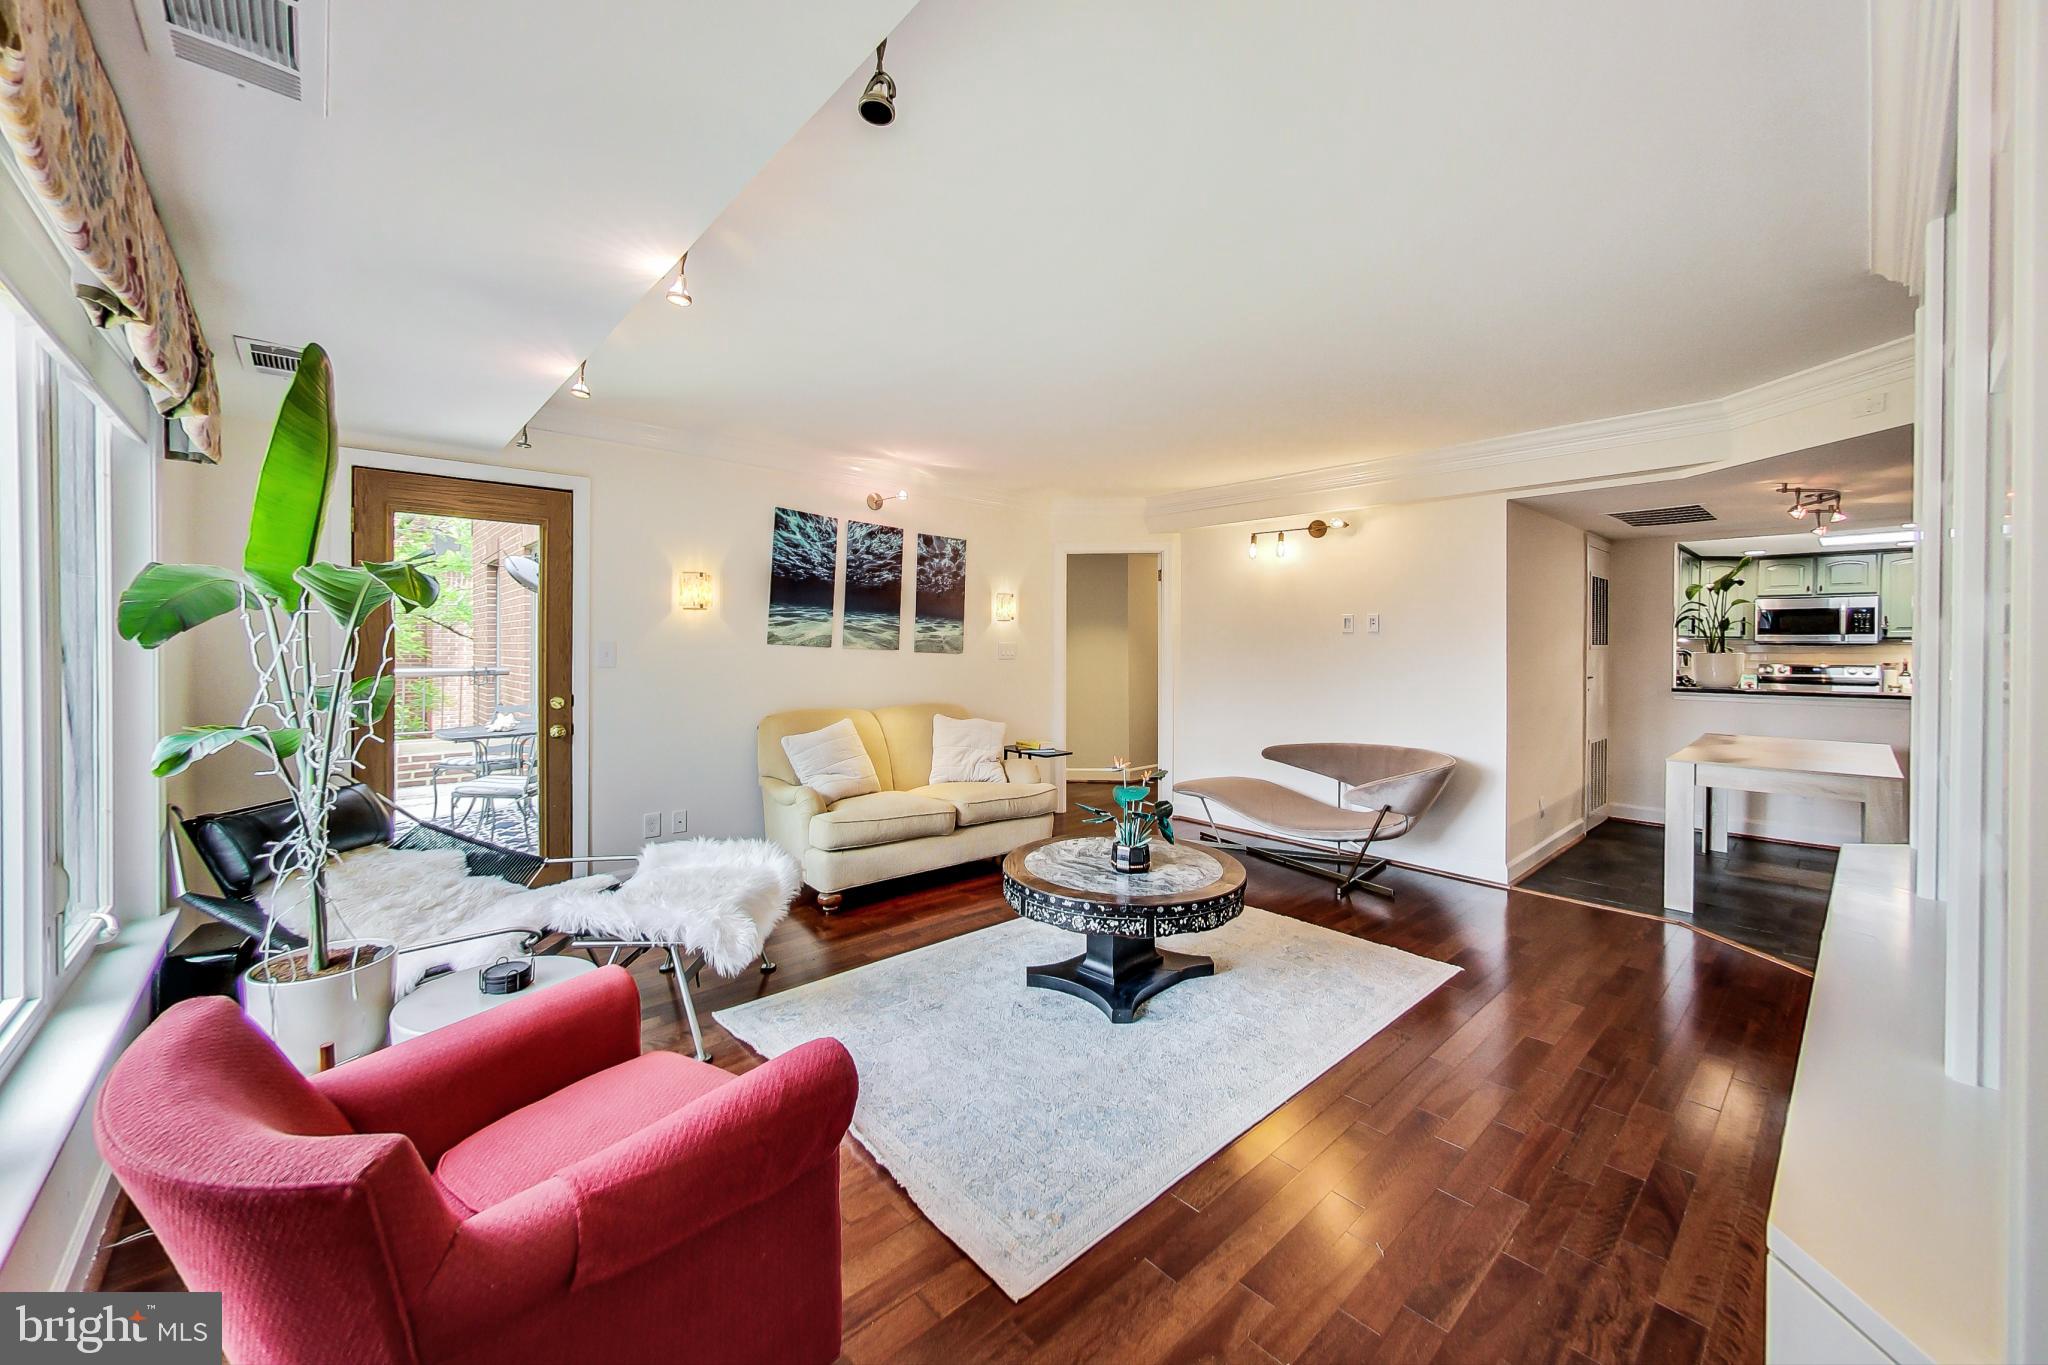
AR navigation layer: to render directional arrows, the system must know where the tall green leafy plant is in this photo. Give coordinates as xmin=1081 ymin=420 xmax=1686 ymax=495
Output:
xmin=1675 ymin=556 xmax=1753 ymax=654
xmin=119 ymin=346 xmax=440 ymax=973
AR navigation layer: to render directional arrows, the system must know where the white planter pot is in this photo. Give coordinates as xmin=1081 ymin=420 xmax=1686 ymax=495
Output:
xmin=239 ymin=940 xmax=397 ymax=1073
xmin=1696 ymin=651 xmax=1747 ymax=689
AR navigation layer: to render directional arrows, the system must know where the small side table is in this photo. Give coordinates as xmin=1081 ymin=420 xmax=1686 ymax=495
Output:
xmin=388 ymin=956 xmax=597 ymax=1044
xmin=1005 ymin=745 xmax=1075 ymax=812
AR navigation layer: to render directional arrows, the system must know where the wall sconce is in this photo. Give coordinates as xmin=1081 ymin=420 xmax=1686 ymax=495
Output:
xmin=1246 ymin=517 xmax=1348 ymax=560
xmin=866 ymin=489 xmax=908 ymax=512
xmin=675 ymin=570 xmax=713 ymax=611
xmin=993 ymin=592 xmax=1017 ymax=623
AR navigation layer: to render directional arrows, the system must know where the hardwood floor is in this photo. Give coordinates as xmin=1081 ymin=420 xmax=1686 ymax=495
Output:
xmin=1518 ymin=818 xmax=1835 ymax=972
xmin=103 ymin=804 xmax=1812 ymax=1364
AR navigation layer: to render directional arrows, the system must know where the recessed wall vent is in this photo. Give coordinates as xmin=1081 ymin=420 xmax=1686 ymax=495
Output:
xmin=1609 ymin=504 xmax=1716 ymax=528
xmin=234 ymin=336 xmax=303 ymax=376
xmin=162 ymin=0 xmax=302 ymax=100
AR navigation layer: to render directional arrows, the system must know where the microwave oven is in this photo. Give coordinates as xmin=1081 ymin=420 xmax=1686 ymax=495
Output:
xmin=1753 ymin=595 xmax=1883 ymax=645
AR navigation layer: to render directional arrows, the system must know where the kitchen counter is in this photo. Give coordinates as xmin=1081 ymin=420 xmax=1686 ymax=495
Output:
xmin=1672 ymin=684 xmax=1910 ymax=701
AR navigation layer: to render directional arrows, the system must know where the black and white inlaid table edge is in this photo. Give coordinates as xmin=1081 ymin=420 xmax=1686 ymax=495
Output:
xmin=1000 ymin=835 xmax=1247 ymax=1022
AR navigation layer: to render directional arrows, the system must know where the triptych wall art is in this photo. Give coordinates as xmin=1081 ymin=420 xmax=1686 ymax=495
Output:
xmin=765 ymin=506 xmax=965 ymax=653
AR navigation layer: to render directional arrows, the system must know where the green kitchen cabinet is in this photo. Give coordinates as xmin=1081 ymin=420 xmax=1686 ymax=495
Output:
xmin=1756 ymin=556 xmax=1816 ymax=595
xmin=1881 ymin=550 xmax=1916 ymax=638
xmin=1816 ymin=552 xmax=1881 ymax=593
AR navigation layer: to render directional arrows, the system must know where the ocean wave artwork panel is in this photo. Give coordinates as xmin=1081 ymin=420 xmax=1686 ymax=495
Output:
xmin=768 ymin=506 xmax=839 ymax=648
xmin=915 ymin=532 xmax=966 ymax=655
xmin=844 ymin=521 xmax=905 ymax=650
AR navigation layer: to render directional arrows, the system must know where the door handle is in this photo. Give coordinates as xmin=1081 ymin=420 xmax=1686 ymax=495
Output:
xmin=548 ymin=723 xmax=567 ymax=739
xmin=549 ymin=696 xmax=566 ymax=710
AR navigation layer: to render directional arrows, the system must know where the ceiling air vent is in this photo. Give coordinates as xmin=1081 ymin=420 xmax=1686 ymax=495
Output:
xmin=234 ymin=336 xmax=303 ymax=376
xmin=1609 ymin=504 xmax=1717 ymax=528
xmin=162 ymin=0 xmax=302 ymax=100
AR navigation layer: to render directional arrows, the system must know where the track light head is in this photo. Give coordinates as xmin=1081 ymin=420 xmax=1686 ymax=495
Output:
xmin=860 ymin=41 xmax=896 ymax=125
xmin=666 ymin=253 xmax=692 ymax=307
xmin=515 ymin=424 xmax=533 ymax=449
xmin=569 ymin=361 xmax=591 ymax=400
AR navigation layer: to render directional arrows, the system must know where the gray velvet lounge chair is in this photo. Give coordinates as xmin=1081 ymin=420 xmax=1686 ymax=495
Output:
xmin=1177 ymin=744 xmax=1457 ymax=898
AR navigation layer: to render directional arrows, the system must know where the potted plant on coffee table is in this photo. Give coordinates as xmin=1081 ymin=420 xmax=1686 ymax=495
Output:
xmin=120 ymin=344 xmax=440 ymax=1070
xmin=1675 ymin=556 xmax=1753 ymax=689
xmin=1077 ymin=759 xmax=1176 ymax=873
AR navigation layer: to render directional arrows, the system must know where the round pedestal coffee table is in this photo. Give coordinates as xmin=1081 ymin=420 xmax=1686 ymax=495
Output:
xmin=1001 ymin=835 xmax=1246 ymax=1023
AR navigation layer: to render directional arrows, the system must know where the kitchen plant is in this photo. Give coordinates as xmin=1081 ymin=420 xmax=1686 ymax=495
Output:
xmin=1675 ymin=555 xmax=1752 ymax=689
xmin=119 ymin=344 xmax=439 ymax=1070
xmin=1078 ymin=759 xmax=1176 ymax=873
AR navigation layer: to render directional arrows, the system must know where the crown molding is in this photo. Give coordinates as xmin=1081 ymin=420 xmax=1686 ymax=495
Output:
xmin=526 ymin=407 xmax=1039 ymax=511
xmin=1143 ymin=336 xmax=1915 ymax=523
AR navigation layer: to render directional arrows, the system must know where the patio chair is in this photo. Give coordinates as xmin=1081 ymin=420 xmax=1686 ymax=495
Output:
xmin=1177 ymin=744 xmax=1458 ymax=899
xmin=427 ymin=703 xmax=533 ymax=818
xmin=447 ymin=770 xmax=539 ymax=847
xmin=170 ymin=784 xmax=781 ymax=1061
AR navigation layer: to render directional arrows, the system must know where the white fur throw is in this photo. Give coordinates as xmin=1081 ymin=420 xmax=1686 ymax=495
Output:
xmin=271 ymin=837 xmax=799 ymax=992
xmin=272 ymin=846 xmax=617 ymax=995
xmin=546 ymin=838 xmax=799 ymax=979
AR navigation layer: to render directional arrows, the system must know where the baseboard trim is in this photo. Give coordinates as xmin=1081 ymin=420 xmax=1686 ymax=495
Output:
xmin=1507 ymin=819 xmax=1588 ymax=884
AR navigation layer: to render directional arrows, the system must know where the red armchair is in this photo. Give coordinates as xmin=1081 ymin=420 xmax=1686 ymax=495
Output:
xmin=95 ymin=965 xmax=856 ymax=1365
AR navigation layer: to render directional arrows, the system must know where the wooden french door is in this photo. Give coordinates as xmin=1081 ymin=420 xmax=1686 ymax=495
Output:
xmin=351 ymin=468 xmax=574 ymax=880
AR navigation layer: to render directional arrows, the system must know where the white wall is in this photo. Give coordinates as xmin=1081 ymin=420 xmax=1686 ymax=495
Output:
xmin=1177 ymin=497 xmax=1510 ymax=884
xmin=1066 ymin=553 xmax=1134 ymax=769
xmin=155 ymin=410 xmax=1056 ymax=855
xmin=1126 ymin=555 xmax=1159 ymax=764
xmin=1505 ymin=504 xmax=1587 ymax=876
xmin=1607 ymin=536 xmax=1912 ymax=844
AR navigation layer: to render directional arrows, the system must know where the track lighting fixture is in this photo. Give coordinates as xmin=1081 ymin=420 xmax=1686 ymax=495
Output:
xmin=1778 ymin=484 xmax=1843 ymax=531
xmin=570 ymin=361 xmax=591 ymax=400
xmin=865 ymin=489 xmax=908 ymax=511
xmin=666 ymin=253 xmax=692 ymax=308
xmin=515 ymin=425 xmax=533 ymax=449
xmin=1245 ymin=517 xmax=1349 ymax=561
xmin=859 ymin=41 xmax=897 ymax=125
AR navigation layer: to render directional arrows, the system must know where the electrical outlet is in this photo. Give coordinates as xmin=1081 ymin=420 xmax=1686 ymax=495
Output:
xmin=641 ymin=811 xmax=662 ymax=838
xmin=1367 ymin=613 xmax=1381 ymax=635
xmin=670 ymin=809 xmax=688 ymax=834
xmin=596 ymin=640 xmax=618 ymax=669
xmin=1340 ymin=613 xmax=1356 ymax=635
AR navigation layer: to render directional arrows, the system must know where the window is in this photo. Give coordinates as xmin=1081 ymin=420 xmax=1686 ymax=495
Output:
xmin=0 ymin=301 xmax=127 ymax=1078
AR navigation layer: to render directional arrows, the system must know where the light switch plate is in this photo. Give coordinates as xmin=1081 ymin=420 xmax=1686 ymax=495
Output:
xmin=641 ymin=811 xmax=662 ymax=838
xmin=1340 ymin=613 xmax=1356 ymax=635
xmin=997 ymin=641 xmax=1018 ymax=660
xmin=670 ymin=809 xmax=688 ymax=834
xmin=596 ymin=640 xmax=618 ymax=669
xmin=1367 ymin=614 xmax=1382 ymax=635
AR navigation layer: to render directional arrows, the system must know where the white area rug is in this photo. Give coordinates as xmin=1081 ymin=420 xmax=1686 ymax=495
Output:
xmin=716 ymin=907 xmax=1459 ymax=1299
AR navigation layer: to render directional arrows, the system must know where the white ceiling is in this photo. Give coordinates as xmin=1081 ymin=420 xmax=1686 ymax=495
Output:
xmin=85 ymin=1 xmax=1914 ymax=493
xmin=82 ymin=0 xmax=919 ymax=451
xmin=537 ymin=0 xmax=1913 ymax=497
xmin=1516 ymin=425 xmax=1915 ymax=540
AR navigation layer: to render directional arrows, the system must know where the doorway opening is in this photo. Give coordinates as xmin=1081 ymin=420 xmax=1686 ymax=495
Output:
xmin=1063 ymin=552 xmax=1163 ymax=783
xmin=351 ymin=468 xmax=574 ymax=873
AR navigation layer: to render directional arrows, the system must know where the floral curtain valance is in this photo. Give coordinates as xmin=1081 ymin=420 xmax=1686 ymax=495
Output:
xmin=0 ymin=0 xmax=219 ymax=460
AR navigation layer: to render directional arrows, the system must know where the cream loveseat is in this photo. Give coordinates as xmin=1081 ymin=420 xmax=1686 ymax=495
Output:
xmin=758 ymin=703 xmax=1057 ymax=911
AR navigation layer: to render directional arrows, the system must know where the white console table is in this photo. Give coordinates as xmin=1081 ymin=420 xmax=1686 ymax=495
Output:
xmin=1766 ymin=846 xmax=2002 ymax=1363
xmin=1663 ymin=733 xmax=1905 ymax=914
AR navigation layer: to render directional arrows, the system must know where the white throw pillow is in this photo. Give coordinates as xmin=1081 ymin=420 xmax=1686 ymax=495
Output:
xmin=781 ymin=719 xmax=882 ymax=803
xmin=930 ymin=714 xmax=1006 ymax=783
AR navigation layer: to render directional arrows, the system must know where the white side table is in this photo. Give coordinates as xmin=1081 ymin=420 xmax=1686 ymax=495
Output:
xmin=388 ymin=956 xmax=598 ymax=1044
